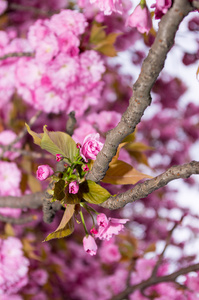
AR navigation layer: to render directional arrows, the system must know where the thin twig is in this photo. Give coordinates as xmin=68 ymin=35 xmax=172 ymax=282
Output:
xmin=0 ymin=213 xmax=37 ymax=224
xmin=0 ymin=52 xmax=34 ymax=61
xmin=0 ymin=110 xmax=41 ymax=158
xmin=109 ymin=263 xmax=199 ymax=300
xmin=66 ymin=111 xmax=76 ymax=136
xmin=151 ymin=216 xmax=184 ymax=278
xmin=9 ymin=3 xmax=53 ymax=17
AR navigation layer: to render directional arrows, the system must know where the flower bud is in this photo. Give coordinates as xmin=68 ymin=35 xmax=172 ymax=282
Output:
xmin=36 ymin=165 xmax=54 ymax=181
xmin=69 ymin=181 xmax=79 ymax=194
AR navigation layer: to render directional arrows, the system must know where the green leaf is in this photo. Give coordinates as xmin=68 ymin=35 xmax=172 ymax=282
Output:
xmin=124 ymin=142 xmax=154 ymax=152
xmin=80 ymin=180 xmax=111 ymax=204
xmin=25 ymin=123 xmax=43 ymax=146
xmin=54 ymin=179 xmax=65 ymax=200
xmin=90 ymin=23 xmax=106 ymax=44
xmin=44 ymin=204 xmax=75 ymax=241
xmin=26 ymin=125 xmax=78 ymax=162
xmin=41 ymin=126 xmax=78 ymax=162
xmin=102 ymin=160 xmax=153 ymax=185
xmin=90 ymin=22 xmax=120 ymax=57
xmin=63 ymin=189 xmax=81 ymax=205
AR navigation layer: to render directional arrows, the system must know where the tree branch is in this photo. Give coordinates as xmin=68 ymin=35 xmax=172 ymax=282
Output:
xmin=110 ymin=263 xmax=199 ymax=300
xmin=0 ymin=110 xmax=41 ymax=159
xmin=0 ymin=52 xmax=34 ymax=60
xmin=0 ymin=213 xmax=38 ymax=224
xmin=0 ymin=192 xmax=44 ymax=209
xmin=101 ymin=161 xmax=199 ymax=210
xmin=0 ymin=161 xmax=198 ymax=211
xmin=87 ymin=0 xmax=194 ymax=183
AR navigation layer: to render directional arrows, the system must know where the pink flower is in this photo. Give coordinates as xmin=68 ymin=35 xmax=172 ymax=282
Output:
xmin=56 ymin=154 xmax=63 ymax=162
xmin=82 ymin=164 xmax=89 ymax=172
xmin=81 ymin=133 xmax=103 ymax=162
xmin=89 ymin=0 xmax=123 ymax=15
xmin=95 ymin=213 xmax=129 ymax=240
xmin=151 ymin=0 xmax=172 ymax=19
xmin=0 ymin=130 xmax=21 ymax=160
xmin=99 ymin=239 xmax=121 ymax=263
xmin=83 ymin=235 xmax=98 ymax=256
xmin=36 ymin=165 xmax=54 ymax=181
xmin=126 ymin=5 xmax=152 ymax=34
xmin=0 ymin=237 xmax=29 ymax=295
xmin=0 ymin=0 xmax=7 ymax=15
xmin=69 ymin=181 xmax=79 ymax=194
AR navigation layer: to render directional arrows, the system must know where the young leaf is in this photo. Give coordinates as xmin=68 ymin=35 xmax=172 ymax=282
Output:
xmin=102 ymin=160 xmax=153 ymax=185
xmin=54 ymin=179 xmax=65 ymax=200
xmin=81 ymin=180 xmax=111 ymax=204
xmin=25 ymin=123 xmax=43 ymax=146
xmin=41 ymin=126 xmax=78 ymax=162
xmin=44 ymin=204 xmax=75 ymax=241
xmin=63 ymin=191 xmax=81 ymax=205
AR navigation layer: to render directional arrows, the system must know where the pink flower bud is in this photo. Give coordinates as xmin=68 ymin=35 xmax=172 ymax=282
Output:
xmin=126 ymin=5 xmax=152 ymax=34
xmin=69 ymin=181 xmax=79 ymax=194
xmin=56 ymin=154 xmax=63 ymax=162
xmin=81 ymin=133 xmax=103 ymax=162
xmin=82 ymin=164 xmax=89 ymax=172
xmin=83 ymin=235 xmax=97 ymax=256
xmin=90 ymin=228 xmax=98 ymax=235
xmin=36 ymin=165 xmax=54 ymax=181
xmin=76 ymin=143 xmax=81 ymax=149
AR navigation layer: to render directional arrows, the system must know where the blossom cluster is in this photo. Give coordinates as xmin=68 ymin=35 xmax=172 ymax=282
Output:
xmin=83 ymin=213 xmax=129 ymax=256
xmin=0 ymin=161 xmax=22 ymax=218
xmin=0 ymin=9 xmax=105 ymax=116
xmin=0 ymin=237 xmax=29 ymax=296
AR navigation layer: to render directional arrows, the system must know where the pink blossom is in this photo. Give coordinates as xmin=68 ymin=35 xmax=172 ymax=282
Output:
xmin=36 ymin=165 xmax=54 ymax=181
xmin=83 ymin=235 xmax=98 ymax=256
xmin=31 ymin=269 xmax=48 ymax=285
xmin=90 ymin=0 xmax=123 ymax=15
xmin=151 ymin=0 xmax=172 ymax=19
xmin=95 ymin=213 xmax=129 ymax=240
xmin=0 ymin=0 xmax=7 ymax=15
xmin=87 ymin=111 xmax=121 ymax=133
xmin=0 ymin=130 xmax=21 ymax=160
xmin=0 ymin=161 xmax=21 ymax=196
xmin=82 ymin=164 xmax=89 ymax=172
xmin=80 ymin=50 xmax=105 ymax=84
xmin=69 ymin=181 xmax=79 ymax=194
xmin=49 ymin=10 xmax=88 ymax=36
xmin=56 ymin=154 xmax=63 ymax=162
xmin=73 ymin=121 xmax=97 ymax=144
xmin=0 ymin=237 xmax=29 ymax=295
xmin=126 ymin=5 xmax=152 ymax=34
xmin=81 ymin=133 xmax=103 ymax=162
xmin=99 ymin=239 xmax=121 ymax=263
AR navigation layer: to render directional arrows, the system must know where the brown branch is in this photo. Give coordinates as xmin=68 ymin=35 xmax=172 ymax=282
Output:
xmin=0 ymin=192 xmax=44 ymax=209
xmin=0 ymin=52 xmax=34 ymax=61
xmin=9 ymin=3 xmax=53 ymax=17
xmin=66 ymin=111 xmax=76 ymax=136
xmin=151 ymin=217 xmax=184 ymax=278
xmin=0 ymin=161 xmax=198 ymax=213
xmin=0 ymin=110 xmax=42 ymax=159
xmin=87 ymin=0 xmax=194 ymax=183
xmin=192 ymin=1 xmax=199 ymax=10
xmin=0 ymin=146 xmax=53 ymax=159
xmin=0 ymin=213 xmax=37 ymax=224
xmin=101 ymin=161 xmax=199 ymax=210
xmin=110 ymin=263 xmax=199 ymax=300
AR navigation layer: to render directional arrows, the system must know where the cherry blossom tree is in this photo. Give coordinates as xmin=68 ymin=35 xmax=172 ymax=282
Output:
xmin=0 ymin=0 xmax=199 ymax=299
